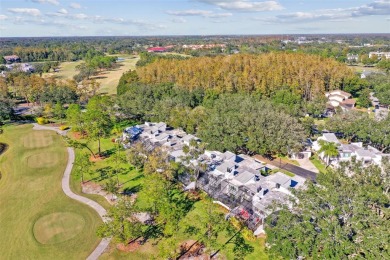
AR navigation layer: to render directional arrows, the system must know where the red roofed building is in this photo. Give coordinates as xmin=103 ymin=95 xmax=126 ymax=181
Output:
xmin=147 ymin=47 xmax=168 ymax=53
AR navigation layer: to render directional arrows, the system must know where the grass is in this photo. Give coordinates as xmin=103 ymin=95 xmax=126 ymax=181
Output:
xmin=67 ymin=131 xmax=268 ymax=259
xmin=96 ymin=54 xmax=139 ymax=95
xmin=100 ymin=199 xmax=268 ymax=260
xmin=43 ymin=61 xmax=83 ymax=80
xmin=0 ymin=124 xmax=102 ymax=259
xmin=310 ymin=154 xmax=328 ymax=174
xmin=42 ymin=55 xmax=139 ymax=95
xmin=68 ymin=131 xmax=144 ymax=201
xmin=279 ymin=156 xmax=300 ymax=166
xmin=347 ymin=64 xmax=380 ymax=73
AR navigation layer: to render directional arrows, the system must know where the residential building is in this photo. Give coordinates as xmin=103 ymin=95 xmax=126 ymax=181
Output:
xmin=313 ymin=133 xmax=390 ymax=166
xmin=3 ymin=55 xmax=21 ymax=63
xmin=123 ymin=122 xmax=307 ymax=233
xmin=5 ymin=63 xmax=34 ymax=73
xmin=347 ymin=53 xmax=359 ymax=62
xmin=325 ymin=90 xmax=356 ymax=111
xmin=369 ymin=51 xmax=390 ymax=59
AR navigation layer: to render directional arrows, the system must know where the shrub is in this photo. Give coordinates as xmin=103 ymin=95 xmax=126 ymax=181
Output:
xmin=230 ymin=217 xmax=243 ymax=230
xmin=59 ymin=125 xmax=69 ymax=131
xmin=36 ymin=117 xmax=48 ymax=125
xmin=242 ymin=227 xmax=256 ymax=242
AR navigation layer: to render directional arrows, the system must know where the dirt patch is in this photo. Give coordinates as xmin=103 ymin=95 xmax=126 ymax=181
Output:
xmin=178 ymin=240 xmax=208 ymax=259
xmin=81 ymin=182 xmax=115 ymax=205
xmin=89 ymin=154 xmax=105 ymax=162
xmin=117 ymin=238 xmax=142 ymax=252
xmin=0 ymin=143 xmax=8 ymax=156
xmin=72 ymin=132 xmax=84 ymax=140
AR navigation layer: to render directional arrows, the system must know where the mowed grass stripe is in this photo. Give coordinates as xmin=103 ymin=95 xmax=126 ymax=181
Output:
xmin=0 ymin=124 xmax=102 ymax=260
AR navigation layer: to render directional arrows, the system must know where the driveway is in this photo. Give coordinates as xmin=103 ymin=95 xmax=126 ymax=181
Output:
xmin=253 ymin=155 xmax=318 ymax=182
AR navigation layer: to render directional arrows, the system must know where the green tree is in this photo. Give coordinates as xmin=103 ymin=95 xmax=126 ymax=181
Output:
xmin=357 ymin=88 xmax=371 ymax=108
xmin=103 ymin=177 xmax=119 ymax=201
xmin=66 ymin=104 xmax=85 ymax=134
xmin=73 ymin=153 xmax=93 ymax=183
xmin=318 ymin=140 xmax=339 ymax=167
xmin=97 ymin=197 xmax=144 ymax=243
xmin=265 ymin=162 xmax=390 ymax=259
xmin=126 ymin=142 xmax=148 ymax=170
xmin=54 ymin=102 xmax=65 ymax=123
xmin=84 ymin=96 xmax=113 ymax=155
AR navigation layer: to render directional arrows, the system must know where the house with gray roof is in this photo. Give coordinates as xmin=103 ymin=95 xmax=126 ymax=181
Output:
xmin=124 ymin=121 xmax=307 ymax=233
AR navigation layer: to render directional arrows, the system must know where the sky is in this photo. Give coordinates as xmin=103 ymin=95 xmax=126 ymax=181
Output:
xmin=0 ymin=0 xmax=389 ymax=37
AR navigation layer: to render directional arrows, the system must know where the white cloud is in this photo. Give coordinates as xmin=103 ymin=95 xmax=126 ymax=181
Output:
xmin=0 ymin=15 xmax=8 ymax=20
xmin=30 ymin=0 xmax=60 ymax=5
xmin=73 ymin=13 xmax=88 ymax=19
xmin=196 ymin=0 xmax=283 ymax=12
xmin=8 ymin=8 xmax=41 ymax=16
xmin=58 ymin=8 xmax=68 ymax=14
xmin=166 ymin=9 xmax=232 ymax=18
xmin=261 ymin=0 xmax=390 ymax=23
xmin=171 ymin=17 xmax=187 ymax=23
xmin=69 ymin=2 xmax=82 ymax=9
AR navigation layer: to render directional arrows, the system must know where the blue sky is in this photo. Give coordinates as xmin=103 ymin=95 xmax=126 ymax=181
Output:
xmin=0 ymin=0 xmax=389 ymax=36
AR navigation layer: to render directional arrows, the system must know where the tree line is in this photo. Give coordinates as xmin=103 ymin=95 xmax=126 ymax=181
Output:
xmin=117 ymin=79 xmax=308 ymax=156
xmin=136 ymin=53 xmax=357 ymax=100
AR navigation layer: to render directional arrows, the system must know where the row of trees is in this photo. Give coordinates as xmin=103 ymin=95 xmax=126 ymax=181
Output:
xmin=325 ymin=111 xmax=390 ymax=153
xmin=73 ymin=54 xmax=117 ymax=82
xmin=117 ymin=80 xmax=308 ymax=156
xmin=3 ymin=73 xmax=100 ymax=106
xmin=137 ymin=53 xmax=357 ymax=100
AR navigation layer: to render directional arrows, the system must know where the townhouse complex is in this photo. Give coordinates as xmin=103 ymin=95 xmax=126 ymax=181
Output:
xmin=123 ymin=122 xmax=306 ymax=233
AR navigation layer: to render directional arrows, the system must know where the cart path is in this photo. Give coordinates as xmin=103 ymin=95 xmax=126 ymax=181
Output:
xmin=33 ymin=124 xmax=111 ymax=260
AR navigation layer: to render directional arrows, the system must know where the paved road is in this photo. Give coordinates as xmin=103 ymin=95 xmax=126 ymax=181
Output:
xmin=33 ymin=124 xmax=111 ymax=260
xmin=253 ymin=155 xmax=318 ymax=182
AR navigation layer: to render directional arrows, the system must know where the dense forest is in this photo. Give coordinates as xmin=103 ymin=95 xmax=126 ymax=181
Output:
xmin=266 ymin=159 xmax=390 ymax=259
xmin=137 ymin=53 xmax=357 ymax=100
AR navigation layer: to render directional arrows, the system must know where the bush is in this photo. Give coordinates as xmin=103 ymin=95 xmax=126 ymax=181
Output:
xmin=59 ymin=125 xmax=69 ymax=131
xmin=242 ymin=227 xmax=256 ymax=242
xmin=230 ymin=217 xmax=243 ymax=230
xmin=36 ymin=117 xmax=48 ymax=125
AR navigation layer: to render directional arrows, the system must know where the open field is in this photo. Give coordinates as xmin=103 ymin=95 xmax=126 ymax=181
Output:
xmin=95 ymin=54 xmax=139 ymax=95
xmin=43 ymin=61 xmax=83 ymax=80
xmin=348 ymin=64 xmax=380 ymax=73
xmin=0 ymin=124 xmax=102 ymax=259
xmin=43 ymin=55 xmax=139 ymax=95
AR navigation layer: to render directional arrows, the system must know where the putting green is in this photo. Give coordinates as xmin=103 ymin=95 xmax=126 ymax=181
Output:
xmin=22 ymin=132 xmax=53 ymax=148
xmin=0 ymin=125 xmax=102 ymax=259
xmin=27 ymin=152 xmax=59 ymax=168
xmin=34 ymin=212 xmax=85 ymax=245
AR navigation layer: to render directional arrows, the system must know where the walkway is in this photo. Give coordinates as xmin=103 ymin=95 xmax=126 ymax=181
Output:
xmin=253 ymin=155 xmax=318 ymax=182
xmin=33 ymin=124 xmax=111 ymax=260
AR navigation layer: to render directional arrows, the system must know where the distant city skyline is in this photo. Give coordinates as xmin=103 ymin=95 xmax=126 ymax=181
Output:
xmin=0 ymin=0 xmax=389 ymax=37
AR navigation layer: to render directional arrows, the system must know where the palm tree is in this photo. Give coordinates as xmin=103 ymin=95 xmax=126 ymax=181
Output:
xmin=318 ymin=140 xmax=339 ymax=167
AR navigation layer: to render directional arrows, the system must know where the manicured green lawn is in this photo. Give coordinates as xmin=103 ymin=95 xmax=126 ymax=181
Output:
xmin=310 ymin=154 xmax=328 ymax=174
xmin=43 ymin=54 xmax=139 ymax=96
xmin=0 ymin=124 xmax=102 ymax=259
